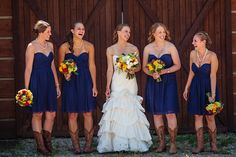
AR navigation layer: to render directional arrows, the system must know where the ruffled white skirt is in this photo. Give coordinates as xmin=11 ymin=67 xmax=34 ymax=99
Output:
xmin=97 ymin=71 xmax=152 ymax=153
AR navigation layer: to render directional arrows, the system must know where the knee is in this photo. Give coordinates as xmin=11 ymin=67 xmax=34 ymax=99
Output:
xmin=206 ymin=115 xmax=215 ymax=123
xmin=68 ymin=113 xmax=78 ymax=121
xmin=166 ymin=113 xmax=176 ymax=120
xmin=33 ymin=113 xmax=43 ymax=119
xmin=83 ymin=112 xmax=92 ymax=118
xmin=46 ymin=112 xmax=56 ymax=120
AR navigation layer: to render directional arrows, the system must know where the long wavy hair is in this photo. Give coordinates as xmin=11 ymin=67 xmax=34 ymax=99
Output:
xmin=113 ymin=24 xmax=130 ymax=43
xmin=66 ymin=22 xmax=84 ymax=52
xmin=148 ymin=22 xmax=171 ymax=43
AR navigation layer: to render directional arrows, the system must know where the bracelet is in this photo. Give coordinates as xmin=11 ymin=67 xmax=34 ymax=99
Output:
xmin=55 ymin=83 xmax=60 ymax=87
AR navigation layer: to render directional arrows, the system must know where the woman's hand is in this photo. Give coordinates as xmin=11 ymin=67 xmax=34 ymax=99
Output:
xmin=92 ymin=87 xmax=98 ymax=97
xmin=152 ymin=72 xmax=160 ymax=80
xmin=56 ymin=86 xmax=61 ymax=98
xmin=105 ymin=88 xmax=111 ymax=99
xmin=127 ymin=67 xmax=136 ymax=74
xmin=183 ymin=89 xmax=188 ymax=101
xmin=208 ymin=96 xmax=215 ymax=103
xmin=64 ymin=73 xmax=71 ymax=81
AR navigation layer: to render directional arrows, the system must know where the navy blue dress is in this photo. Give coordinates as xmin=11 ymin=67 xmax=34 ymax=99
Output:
xmin=145 ymin=54 xmax=179 ymax=114
xmin=29 ymin=52 xmax=57 ymax=112
xmin=62 ymin=52 xmax=96 ymax=112
xmin=188 ymin=63 xmax=220 ymax=115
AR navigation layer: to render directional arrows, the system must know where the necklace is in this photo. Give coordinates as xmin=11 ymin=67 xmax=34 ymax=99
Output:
xmin=73 ymin=40 xmax=84 ymax=50
xmin=154 ymin=42 xmax=165 ymax=57
xmin=35 ymin=39 xmax=47 ymax=50
xmin=197 ymin=48 xmax=208 ymax=66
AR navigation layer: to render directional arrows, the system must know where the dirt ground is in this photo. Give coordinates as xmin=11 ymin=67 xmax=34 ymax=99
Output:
xmin=0 ymin=132 xmax=236 ymax=157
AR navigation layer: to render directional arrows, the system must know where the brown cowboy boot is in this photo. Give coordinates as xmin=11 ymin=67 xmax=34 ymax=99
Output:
xmin=208 ymin=128 xmax=217 ymax=153
xmin=192 ymin=127 xmax=204 ymax=154
xmin=69 ymin=129 xmax=81 ymax=154
xmin=42 ymin=130 xmax=52 ymax=153
xmin=33 ymin=131 xmax=51 ymax=155
xmin=155 ymin=126 xmax=166 ymax=153
xmin=168 ymin=127 xmax=177 ymax=154
xmin=83 ymin=128 xmax=94 ymax=153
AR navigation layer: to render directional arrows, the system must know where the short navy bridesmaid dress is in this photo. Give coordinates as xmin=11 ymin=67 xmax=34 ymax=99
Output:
xmin=187 ymin=63 xmax=220 ymax=115
xmin=145 ymin=53 xmax=179 ymax=114
xmin=29 ymin=52 xmax=57 ymax=112
xmin=61 ymin=52 xmax=96 ymax=113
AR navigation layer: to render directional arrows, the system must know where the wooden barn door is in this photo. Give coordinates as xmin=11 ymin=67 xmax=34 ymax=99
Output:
xmin=14 ymin=0 xmax=123 ymax=137
xmin=122 ymin=0 xmax=232 ymax=132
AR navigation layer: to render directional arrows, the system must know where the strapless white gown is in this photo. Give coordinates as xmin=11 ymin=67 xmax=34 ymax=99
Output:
xmin=97 ymin=56 xmax=152 ymax=153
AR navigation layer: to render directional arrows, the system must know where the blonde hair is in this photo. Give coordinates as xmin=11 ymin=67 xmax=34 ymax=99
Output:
xmin=113 ymin=24 xmax=130 ymax=43
xmin=195 ymin=31 xmax=212 ymax=48
xmin=33 ymin=20 xmax=50 ymax=35
xmin=148 ymin=22 xmax=171 ymax=43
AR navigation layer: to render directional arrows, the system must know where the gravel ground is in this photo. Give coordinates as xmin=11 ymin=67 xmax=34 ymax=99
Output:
xmin=0 ymin=133 xmax=236 ymax=157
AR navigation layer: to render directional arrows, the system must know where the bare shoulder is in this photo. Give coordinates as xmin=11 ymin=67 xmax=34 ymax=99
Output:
xmin=27 ymin=42 xmax=36 ymax=53
xmin=166 ymin=41 xmax=177 ymax=51
xmin=84 ymin=40 xmax=94 ymax=49
xmin=59 ymin=42 xmax=70 ymax=51
xmin=144 ymin=43 xmax=153 ymax=51
xmin=127 ymin=43 xmax=138 ymax=52
xmin=106 ymin=45 xmax=115 ymax=55
xmin=208 ymin=50 xmax=218 ymax=59
xmin=190 ymin=50 xmax=196 ymax=58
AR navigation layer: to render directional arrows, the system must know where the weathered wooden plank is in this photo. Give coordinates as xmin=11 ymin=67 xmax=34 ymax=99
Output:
xmin=0 ymin=80 xmax=15 ymax=98
xmin=0 ymin=60 xmax=14 ymax=78
xmin=0 ymin=100 xmax=15 ymax=119
xmin=0 ymin=19 xmax=12 ymax=37
xmin=0 ymin=40 xmax=13 ymax=57
xmin=0 ymin=120 xmax=16 ymax=138
xmin=0 ymin=0 xmax=12 ymax=16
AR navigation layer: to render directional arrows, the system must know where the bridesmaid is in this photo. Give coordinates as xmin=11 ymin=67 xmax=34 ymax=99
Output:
xmin=24 ymin=20 xmax=61 ymax=155
xmin=58 ymin=22 xmax=98 ymax=154
xmin=142 ymin=23 xmax=181 ymax=154
xmin=183 ymin=31 xmax=219 ymax=153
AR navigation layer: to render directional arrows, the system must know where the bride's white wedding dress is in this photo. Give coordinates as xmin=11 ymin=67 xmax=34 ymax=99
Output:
xmin=97 ymin=55 xmax=152 ymax=153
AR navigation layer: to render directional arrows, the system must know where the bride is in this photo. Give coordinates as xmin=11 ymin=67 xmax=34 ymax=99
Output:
xmin=97 ymin=24 xmax=152 ymax=153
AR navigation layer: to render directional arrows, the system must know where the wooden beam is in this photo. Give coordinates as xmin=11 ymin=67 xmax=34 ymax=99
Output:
xmin=177 ymin=0 xmax=216 ymax=50
xmin=84 ymin=0 xmax=107 ymax=30
xmin=24 ymin=0 xmax=61 ymax=47
xmin=136 ymin=0 xmax=160 ymax=23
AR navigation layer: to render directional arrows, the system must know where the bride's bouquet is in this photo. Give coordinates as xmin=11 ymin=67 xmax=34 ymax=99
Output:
xmin=59 ymin=59 xmax=78 ymax=76
xmin=146 ymin=59 xmax=166 ymax=82
xmin=115 ymin=52 xmax=139 ymax=79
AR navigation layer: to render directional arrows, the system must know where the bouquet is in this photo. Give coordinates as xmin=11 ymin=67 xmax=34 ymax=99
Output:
xmin=15 ymin=89 xmax=33 ymax=107
xmin=115 ymin=52 xmax=139 ymax=79
xmin=205 ymin=93 xmax=223 ymax=114
xmin=146 ymin=59 xmax=166 ymax=82
xmin=59 ymin=59 xmax=78 ymax=76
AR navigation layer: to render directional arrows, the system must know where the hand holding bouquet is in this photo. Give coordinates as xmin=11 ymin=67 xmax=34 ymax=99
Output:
xmin=15 ymin=89 xmax=33 ymax=107
xmin=115 ymin=52 xmax=139 ymax=79
xmin=205 ymin=93 xmax=223 ymax=114
xmin=59 ymin=59 xmax=78 ymax=81
xmin=146 ymin=59 xmax=166 ymax=82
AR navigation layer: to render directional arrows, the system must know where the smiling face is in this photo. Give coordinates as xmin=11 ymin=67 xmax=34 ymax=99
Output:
xmin=118 ymin=26 xmax=130 ymax=42
xmin=39 ymin=26 xmax=52 ymax=41
xmin=192 ymin=35 xmax=206 ymax=51
xmin=71 ymin=23 xmax=85 ymax=39
xmin=153 ymin=26 xmax=166 ymax=41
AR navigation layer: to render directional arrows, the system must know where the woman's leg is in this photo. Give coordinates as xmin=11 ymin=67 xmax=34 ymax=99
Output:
xmin=83 ymin=112 xmax=94 ymax=153
xmin=166 ymin=113 xmax=178 ymax=154
xmin=42 ymin=111 xmax=56 ymax=152
xmin=154 ymin=114 xmax=166 ymax=152
xmin=68 ymin=113 xmax=81 ymax=154
xmin=32 ymin=112 xmax=50 ymax=155
xmin=192 ymin=115 xmax=204 ymax=154
xmin=206 ymin=115 xmax=217 ymax=153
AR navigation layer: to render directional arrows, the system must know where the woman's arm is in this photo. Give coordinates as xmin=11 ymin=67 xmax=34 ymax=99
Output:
xmin=88 ymin=42 xmax=98 ymax=97
xmin=105 ymin=47 xmax=114 ymax=98
xmin=183 ymin=51 xmax=195 ymax=100
xmin=161 ymin=43 xmax=181 ymax=74
xmin=210 ymin=52 xmax=218 ymax=101
xmin=142 ymin=46 xmax=152 ymax=76
xmin=49 ymin=42 xmax=61 ymax=98
xmin=24 ymin=43 xmax=35 ymax=89
xmin=58 ymin=43 xmax=71 ymax=81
